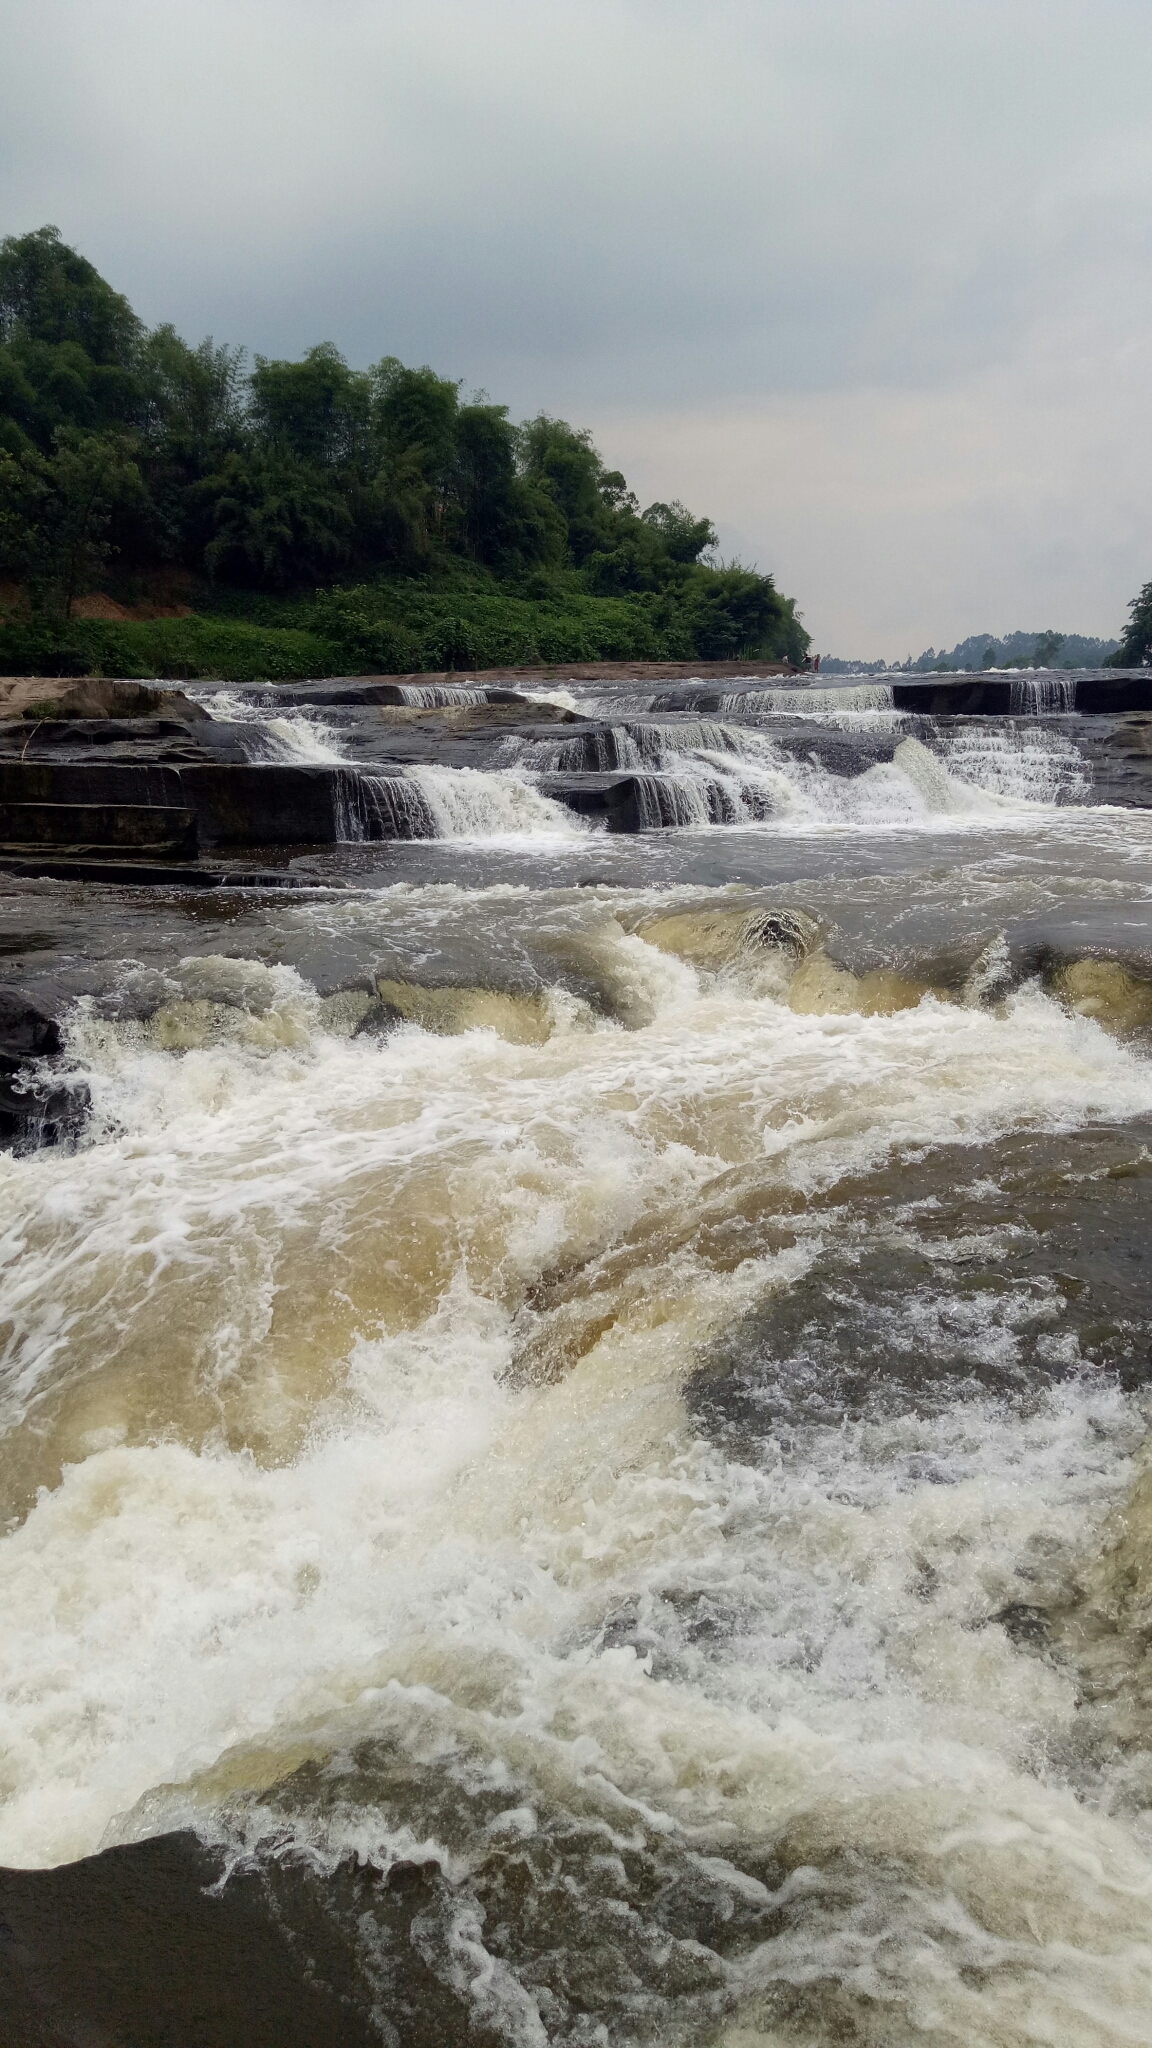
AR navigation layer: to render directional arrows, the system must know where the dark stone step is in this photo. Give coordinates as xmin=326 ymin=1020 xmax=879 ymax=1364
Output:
xmin=0 ymin=857 xmax=316 ymax=887
xmin=0 ymin=762 xmax=340 ymax=846
xmin=0 ymin=989 xmax=87 ymax=1153
xmin=891 ymin=673 xmax=1152 ymax=713
xmin=0 ymin=803 xmax=198 ymax=856
xmin=537 ymin=771 xmax=650 ymax=829
xmin=0 ymin=1055 xmax=88 ymax=1152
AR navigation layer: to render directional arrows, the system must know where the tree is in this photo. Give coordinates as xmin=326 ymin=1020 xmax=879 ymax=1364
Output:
xmin=0 ymin=431 xmax=145 ymax=615
xmin=519 ymin=417 xmax=617 ymax=563
xmin=1032 ymin=629 xmax=1065 ymax=667
xmin=1109 ymin=582 xmax=1152 ymax=667
xmin=373 ymin=361 xmax=459 ymax=480
xmin=448 ymin=402 xmax=560 ymax=568
xmin=251 ymin=344 xmax=371 ymax=469
xmin=681 ymin=564 xmax=803 ymax=661
xmin=198 ymin=449 xmax=353 ymax=588
xmin=0 ymin=227 xmax=813 ymax=647
xmin=139 ymin=327 xmax=247 ymax=459
xmin=640 ymin=499 xmax=717 ymax=565
xmin=0 ymin=226 xmax=143 ymax=447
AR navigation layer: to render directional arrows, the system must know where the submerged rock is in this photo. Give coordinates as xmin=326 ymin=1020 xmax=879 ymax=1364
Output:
xmin=0 ymin=1830 xmax=457 ymax=2048
xmin=375 ymin=977 xmax=554 ymax=1043
xmin=1051 ymin=957 xmax=1152 ymax=1034
xmin=638 ymin=903 xmax=818 ymax=970
xmin=787 ymin=952 xmax=931 ymax=1017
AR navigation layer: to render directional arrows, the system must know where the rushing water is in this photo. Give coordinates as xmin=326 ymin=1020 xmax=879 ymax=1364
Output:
xmin=3 ymin=680 xmax=1152 ymax=2043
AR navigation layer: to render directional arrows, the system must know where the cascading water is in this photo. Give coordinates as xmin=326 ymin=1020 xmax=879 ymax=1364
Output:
xmin=1010 ymin=673 xmax=1078 ymax=713
xmin=939 ymin=720 xmax=1091 ymax=803
xmin=716 ymin=680 xmax=897 ymax=714
xmin=406 ymin=765 xmax=586 ymax=837
xmin=548 ymin=721 xmax=748 ymax=773
xmin=333 ymin=770 xmax=437 ymax=840
xmin=5 ymin=666 xmax=1152 ymax=2046
xmin=395 ymin=683 xmax=492 ymax=707
xmin=192 ymin=687 xmax=348 ymax=763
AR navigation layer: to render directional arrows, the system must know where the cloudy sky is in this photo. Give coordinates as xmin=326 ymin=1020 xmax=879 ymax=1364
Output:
xmin=3 ymin=0 xmax=1150 ymax=655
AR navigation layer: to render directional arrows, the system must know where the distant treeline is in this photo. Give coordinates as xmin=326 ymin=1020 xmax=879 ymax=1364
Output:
xmin=822 ymin=628 xmax=1123 ymax=676
xmin=0 ymin=226 xmax=808 ymax=676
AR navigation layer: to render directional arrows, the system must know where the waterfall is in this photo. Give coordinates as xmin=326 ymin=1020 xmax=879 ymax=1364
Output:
xmin=718 ymin=682 xmax=897 ymax=715
xmin=1009 ymin=675 xmax=1077 ymax=714
xmin=395 ymin=684 xmax=491 ymax=707
xmin=547 ymin=722 xmax=766 ymax=774
xmin=628 ymin=773 xmax=751 ymax=827
xmin=333 ymin=770 xmax=436 ymax=840
xmin=405 ymin=766 xmax=584 ymax=837
xmin=940 ymin=724 xmax=1090 ymax=803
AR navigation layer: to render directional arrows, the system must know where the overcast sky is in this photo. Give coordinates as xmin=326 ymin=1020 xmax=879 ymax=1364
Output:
xmin=3 ymin=0 xmax=1150 ymax=655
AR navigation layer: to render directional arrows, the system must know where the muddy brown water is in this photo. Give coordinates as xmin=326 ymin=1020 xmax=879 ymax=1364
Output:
xmin=3 ymin=684 xmax=1152 ymax=2044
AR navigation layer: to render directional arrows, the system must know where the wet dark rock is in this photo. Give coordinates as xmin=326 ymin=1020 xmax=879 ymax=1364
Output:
xmin=891 ymin=671 xmax=1152 ymax=714
xmin=0 ymin=988 xmax=62 ymax=1058
xmin=0 ymin=802 xmax=198 ymax=858
xmin=689 ymin=1119 xmax=1152 ymax=1468
xmin=0 ymin=1059 xmax=89 ymax=1153
xmin=225 ymin=680 xmax=569 ymax=713
xmin=0 ymin=1830 xmax=474 ymax=2048
xmin=0 ymin=761 xmax=340 ymax=849
xmin=354 ymin=997 xmax=402 ymax=1036
xmin=3 ymin=672 xmax=1152 ymax=875
xmin=0 ymin=990 xmax=87 ymax=1152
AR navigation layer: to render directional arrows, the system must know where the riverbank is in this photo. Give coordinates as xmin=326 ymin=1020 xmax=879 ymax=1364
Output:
xmin=0 ymin=565 xmax=810 ymax=683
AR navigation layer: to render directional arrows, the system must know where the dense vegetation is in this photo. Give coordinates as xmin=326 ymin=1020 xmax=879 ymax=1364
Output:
xmin=0 ymin=226 xmax=808 ymax=677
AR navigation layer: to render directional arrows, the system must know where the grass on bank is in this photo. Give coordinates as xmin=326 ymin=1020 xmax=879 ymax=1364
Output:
xmin=0 ymin=571 xmax=755 ymax=680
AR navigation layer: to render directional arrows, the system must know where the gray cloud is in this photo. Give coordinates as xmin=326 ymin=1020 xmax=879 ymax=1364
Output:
xmin=2 ymin=0 xmax=1150 ymax=651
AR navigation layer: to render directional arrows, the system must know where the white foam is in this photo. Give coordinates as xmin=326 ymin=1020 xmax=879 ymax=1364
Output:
xmin=3 ymin=945 xmax=1152 ymax=1854
xmin=405 ymin=765 xmax=588 ymax=839
xmin=396 ymin=684 xmax=490 ymax=707
xmin=941 ymin=722 xmax=1091 ymax=804
xmin=190 ymin=689 xmax=348 ymax=763
xmin=4 ymin=911 xmax=1152 ymax=2037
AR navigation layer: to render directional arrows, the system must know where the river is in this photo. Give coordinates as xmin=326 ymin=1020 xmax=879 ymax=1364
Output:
xmin=2 ymin=675 xmax=1152 ymax=2044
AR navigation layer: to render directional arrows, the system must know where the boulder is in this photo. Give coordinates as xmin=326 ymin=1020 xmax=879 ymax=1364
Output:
xmin=0 ymin=677 xmax=208 ymax=721
xmin=0 ymin=989 xmax=61 ymax=1057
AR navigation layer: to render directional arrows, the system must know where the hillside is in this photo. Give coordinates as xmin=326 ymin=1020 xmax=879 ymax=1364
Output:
xmin=0 ymin=227 xmax=808 ymax=679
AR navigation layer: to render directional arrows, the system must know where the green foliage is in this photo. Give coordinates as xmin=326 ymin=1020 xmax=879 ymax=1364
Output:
xmin=0 ymin=226 xmax=143 ymax=451
xmin=197 ymin=449 xmax=354 ymax=588
xmin=1109 ymin=583 xmax=1152 ymax=668
xmin=0 ymin=613 xmax=340 ymax=681
xmin=0 ymin=428 xmax=146 ymax=614
xmin=0 ymin=225 xmax=140 ymax=366
xmin=250 ymin=344 xmax=371 ymax=468
xmin=0 ymin=226 xmax=810 ymax=673
xmin=641 ymin=499 xmax=718 ymax=564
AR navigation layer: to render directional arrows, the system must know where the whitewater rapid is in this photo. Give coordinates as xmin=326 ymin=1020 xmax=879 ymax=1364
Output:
xmin=3 ymin=686 xmax=1152 ymax=2043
